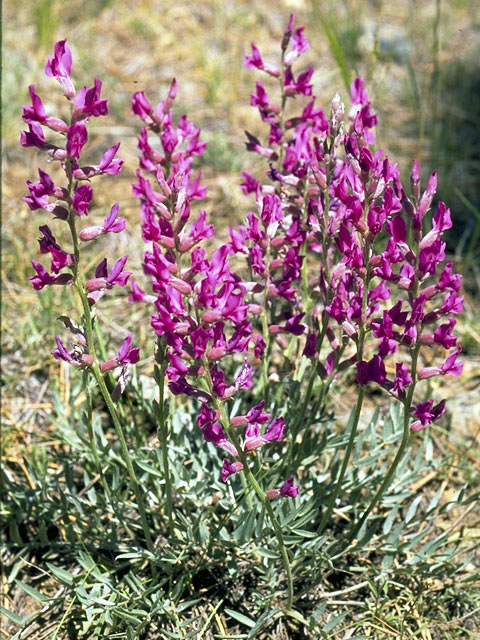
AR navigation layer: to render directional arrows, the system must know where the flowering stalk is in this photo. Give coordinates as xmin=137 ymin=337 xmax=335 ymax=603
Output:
xmin=131 ymin=71 xmax=299 ymax=602
xmin=154 ymin=339 xmax=173 ymax=535
xmin=22 ymin=41 xmax=154 ymax=554
xmin=242 ymin=14 xmax=463 ymax=539
xmin=205 ymin=371 xmax=294 ymax=609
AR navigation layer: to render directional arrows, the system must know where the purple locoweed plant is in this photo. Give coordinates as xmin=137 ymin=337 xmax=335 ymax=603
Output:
xmin=238 ymin=13 xmax=463 ymax=539
xmin=21 ymin=40 xmax=154 ymax=553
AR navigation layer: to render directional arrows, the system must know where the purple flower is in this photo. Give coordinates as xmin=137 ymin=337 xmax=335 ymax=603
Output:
xmin=221 ymin=459 xmax=244 ymax=483
xmin=29 ymin=261 xmax=73 ymax=290
xmin=245 ymin=43 xmax=280 ymax=77
xmin=197 ymin=405 xmax=238 ymax=457
xmin=72 ymin=78 xmax=108 ymax=120
xmin=267 ymin=476 xmax=299 ymax=499
xmin=23 ymin=85 xmax=68 ymax=132
xmin=72 ymin=183 xmax=93 ymax=216
xmin=356 ymin=355 xmax=387 ymax=387
xmin=223 ymin=360 xmax=253 ymax=399
xmin=283 ymin=26 xmax=309 ymax=65
xmin=240 ymin=171 xmax=260 ymax=195
xmin=410 ymin=399 xmax=446 ymax=432
xmin=391 ymin=363 xmax=412 ymax=397
xmin=131 ymin=91 xmax=155 ymax=124
xmin=284 ymin=66 xmax=314 ymax=96
xmin=66 ymin=122 xmax=88 ymax=159
xmin=37 ymin=225 xmax=75 ymax=273
xmin=79 ymin=203 xmax=126 ymax=240
xmin=20 ymin=122 xmax=46 ymax=149
xmin=101 ymin=333 xmax=140 ymax=372
xmin=23 ymin=169 xmax=67 ymax=213
xmin=73 ymin=143 xmax=124 ymax=179
xmin=51 ymin=336 xmax=93 ymax=367
xmin=418 ymin=347 xmax=463 ymax=379
xmin=45 ymin=40 xmax=75 ymax=98
xmin=86 ymin=256 xmax=131 ymax=294
xmin=244 ymin=417 xmax=285 ymax=451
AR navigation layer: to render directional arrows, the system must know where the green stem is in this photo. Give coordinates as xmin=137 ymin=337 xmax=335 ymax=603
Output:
xmin=84 ymin=379 xmax=136 ymax=541
xmin=207 ymin=384 xmax=294 ymax=609
xmin=317 ymin=388 xmax=364 ymax=536
xmin=92 ymin=364 xmax=155 ymax=553
xmin=348 ymin=342 xmax=420 ymax=542
xmin=244 ymin=464 xmax=294 ymax=610
xmin=63 ymin=150 xmax=154 ymax=554
xmin=291 ymin=318 xmax=329 ymax=439
xmin=155 ymin=353 xmax=173 ymax=535
xmin=261 ymin=243 xmax=272 ymax=405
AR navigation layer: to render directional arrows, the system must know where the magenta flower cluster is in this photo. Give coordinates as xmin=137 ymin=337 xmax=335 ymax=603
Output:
xmin=239 ymin=14 xmax=463 ymax=433
xmin=129 ymin=78 xmax=297 ymax=496
xmin=23 ymin=15 xmax=463 ymax=500
xmin=21 ymin=40 xmax=138 ymax=381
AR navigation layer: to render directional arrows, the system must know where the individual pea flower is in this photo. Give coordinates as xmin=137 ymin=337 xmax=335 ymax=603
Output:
xmin=29 ymin=261 xmax=73 ymax=290
xmin=244 ymin=417 xmax=285 ymax=451
xmin=72 ymin=78 xmax=108 ymax=121
xmin=283 ymin=23 xmax=309 ymax=66
xmin=72 ymin=143 xmax=124 ymax=179
xmin=230 ymin=400 xmax=271 ymax=428
xmin=128 ymin=279 xmax=157 ymax=304
xmin=51 ymin=336 xmax=93 ymax=368
xmin=221 ymin=459 xmax=244 ymax=483
xmin=72 ymin=183 xmax=93 ymax=216
xmin=66 ymin=122 xmax=88 ymax=159
xmin=37 ymin=225 xmax=75 ymax=273
xmin=100 ymin=333 xmax=140 ymax=372
xmin=267 ymin=476 xmax=299 ymax=500
xmin=20 ymin=122 xmax=66 ymax=160
xmin=410 ymin=399 xmax=446 ymax=433
xmin=356 ymin=355 xmax=387 ymax=387
xmin=283 ymin=65 xmax=314 ymax=96
xmin=417 ymin=347 xmax=463 ymax=380
xmin=22 ymin=85 xmax=68 ymax=132
xmin=44 ymin=39 xmax=75 ymax=98
xmin=85 ymin=255 xmax=131 ymax=295
xmin=23 ymin=168 xmax=69 ymax=216
xmin=244 ymin=42 xmax=281 ymax=77
xmin=79 ymin=203 xmax=126 ymax=241
xmin=197 ymin=405 xmax=238 ymax=457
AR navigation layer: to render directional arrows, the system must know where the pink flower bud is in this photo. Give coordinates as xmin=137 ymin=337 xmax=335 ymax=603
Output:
xmin=159 ymin=236 xmax=176 ymax=249
xmin=86 ymin=277 xmax=107 ymax=291
xmin=101 ymin=358 xmax=119 ymax=372
xmin=44 ymin=116 xmax=69 ymax=133
xmin=79 ymin=225 xmax=104 ymax=241
xmin=207 ymin=346 xmax=227 ymax=361
xmin=230 ymin=416 xmax=249 ymax=428
xmin=179 ymin=238 xmax=195 ymax=253
xmin=267 ymin=489 xmax=281 ymax=500
xmin=247 ymin=304 xmax=263 ymax=315
xmin=270 ymin=236 xmax=285 ymax=248
xmin=169 ymin=277 xmax=192 ymax=295
xmin=202 ymin=310 xmax=223 ymax=324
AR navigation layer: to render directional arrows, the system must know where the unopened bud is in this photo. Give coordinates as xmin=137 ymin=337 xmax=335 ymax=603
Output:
xmin=79 ymin=225 xmax=104 ymax=241
xmin=202 ymin=310 xmax=223 ymax=324
xmin=101 ymin=358 xmax=118 ymax=372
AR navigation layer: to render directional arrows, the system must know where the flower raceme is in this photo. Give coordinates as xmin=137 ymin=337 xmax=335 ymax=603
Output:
xmin=130 ymin=80 xmax=297 ymax=494
xmin=22 ymin=40 xmax=139 ymax=393
xmin=240 ymin=13 xmax=463 ymax=434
